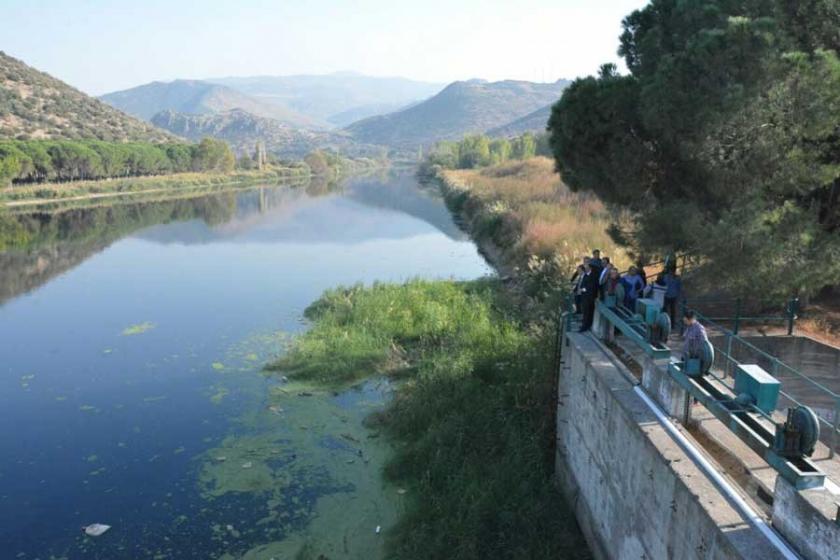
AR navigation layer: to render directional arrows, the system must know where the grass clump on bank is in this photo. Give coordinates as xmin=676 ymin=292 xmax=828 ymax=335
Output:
xmin=268 ymin=278 xmax=590 ymax=560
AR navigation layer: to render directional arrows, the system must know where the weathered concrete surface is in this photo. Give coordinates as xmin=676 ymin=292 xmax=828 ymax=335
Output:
xmin=556 ymin=333 xmax=785 ymax=560
xmin=773 ymin=476 xmax=840 ymax=560
xmin=641 ymin=355 xmax=686 ymax=419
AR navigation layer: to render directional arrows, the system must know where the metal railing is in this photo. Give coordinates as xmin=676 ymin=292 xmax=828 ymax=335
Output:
xmin=687 ymin=306 xmax=840 ymax=459
xmin=682 ymin=296 xmax=799 ymax=336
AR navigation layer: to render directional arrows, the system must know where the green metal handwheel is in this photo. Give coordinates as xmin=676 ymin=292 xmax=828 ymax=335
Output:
xmin=653 ymin=311 xmax=671 ymax=344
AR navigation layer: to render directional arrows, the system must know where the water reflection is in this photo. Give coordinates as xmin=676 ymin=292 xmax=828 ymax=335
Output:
xmin=0 ymin=171 xmax=468 ymax=306
xmin=0 ymin=170 xmax=489 ymax=559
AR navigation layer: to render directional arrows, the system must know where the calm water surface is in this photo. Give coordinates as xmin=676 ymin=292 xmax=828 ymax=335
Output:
xmin=0 ymin=171 xmax=490 ymax=559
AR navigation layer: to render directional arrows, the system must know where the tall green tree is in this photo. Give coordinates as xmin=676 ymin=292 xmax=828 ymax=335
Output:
xmin=549 ymin=0 xmax=840 ymax=299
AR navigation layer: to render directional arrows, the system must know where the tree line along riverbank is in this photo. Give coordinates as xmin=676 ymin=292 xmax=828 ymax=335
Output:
xmin=0 ymin=146 xmax=385 ymax=207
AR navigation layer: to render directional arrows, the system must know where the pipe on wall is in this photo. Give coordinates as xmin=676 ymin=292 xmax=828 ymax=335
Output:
xmin=632 ymin=385 xmax=801 ymax=560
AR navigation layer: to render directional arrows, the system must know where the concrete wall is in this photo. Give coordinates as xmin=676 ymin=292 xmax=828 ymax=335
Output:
xmin=773 ymin=476 xmax=840 ymax=560
xmin=555 ymin=333 xmax=784 ymax=560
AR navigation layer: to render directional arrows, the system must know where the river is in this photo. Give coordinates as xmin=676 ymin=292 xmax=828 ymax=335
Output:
xmin=0 ymin=171 xmax=490 ymax=559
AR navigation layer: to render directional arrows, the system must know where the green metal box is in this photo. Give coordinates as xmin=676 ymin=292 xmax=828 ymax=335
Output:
xmin=635 ymin=298 xmax=661 ymax=326
xmin=734 ymin=364 xmax=780 ymax=414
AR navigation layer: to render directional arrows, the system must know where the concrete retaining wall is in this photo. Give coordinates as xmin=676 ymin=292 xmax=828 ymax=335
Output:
xmin=555 ymin=333 xmax=784 ymax=560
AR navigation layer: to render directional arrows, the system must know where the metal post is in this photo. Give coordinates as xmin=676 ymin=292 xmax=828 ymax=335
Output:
xmin=832 ymin=397 xmax=840 ymax=460
xmin=733 ymin=298 xmax=742 ymax=335
xmin=725 ymin=333 xmax=733 ymax=379
xmin=787 ymin=298 xmax=799 ymax=336
xmin=566 ymin=294 xmax=574 ymax=331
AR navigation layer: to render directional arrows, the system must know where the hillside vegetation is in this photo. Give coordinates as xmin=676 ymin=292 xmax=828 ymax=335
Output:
xmin=549 ymin=0 xmax=840 ymax=300
xmin=100 ymin=79 xmax=319 ymax=128
xmin=0 ymin=51 xmax=175 ymax=142
xmin=150 ymin=109 xmax=379 ymax=159
xmin=345 ymin=79 xmax=569 ymax=150
xmin=487 ymin=104 xmax=552 ymax=137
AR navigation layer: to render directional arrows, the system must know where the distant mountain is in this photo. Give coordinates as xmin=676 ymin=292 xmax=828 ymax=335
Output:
xmin=101 ymin=80 xmax=319 ymax=129
xmin=344 ymin=79 xmax=570 ymax=149
xmin=208 ymin=73 xmax=443 ymax=126
xmin=487 ymin=104 xmax=553 ymax=137
xmin=326 ymin=101 xmax=412 ymax=128
xmin=150 ymin=109 xmax=380 ymax=158
xmin=0 ymin=51 xmax=175 ymax=142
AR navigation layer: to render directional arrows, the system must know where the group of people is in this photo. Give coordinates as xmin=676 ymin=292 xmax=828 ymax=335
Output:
xmin=570 ymin=250 xmax=683 ymax=334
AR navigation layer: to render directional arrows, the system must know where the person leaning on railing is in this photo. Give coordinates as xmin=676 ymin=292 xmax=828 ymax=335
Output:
xmin=682 ymin=310 xmax=708 ymax=359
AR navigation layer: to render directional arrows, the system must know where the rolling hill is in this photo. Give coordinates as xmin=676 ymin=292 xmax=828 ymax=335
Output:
xmin=344 ymin=79 xmax=569 ymax=149
xmin=101 ymin=80 xmax=319 ymax=129
xmin=208 ymin=72 xmax=443 ymax=126
xmin=0 ymin=51 xmax=176 ymax=142
xmin=487 ymin=104 xmax=554 ymax=137
xmin=150 ymin=109 xmax=381 ymax=158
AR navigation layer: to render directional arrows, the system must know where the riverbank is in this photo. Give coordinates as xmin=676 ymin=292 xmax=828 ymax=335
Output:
xmin=267 ymin=279 xmax=590 ymax=559
xmin=0 ymin=166 xmax=311 ymax=207
xmin=434 ymin=157 xmax=628 ymax=299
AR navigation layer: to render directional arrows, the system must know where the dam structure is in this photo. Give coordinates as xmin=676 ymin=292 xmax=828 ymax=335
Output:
xmin=554 ymin=301 xmax=840 ymax=560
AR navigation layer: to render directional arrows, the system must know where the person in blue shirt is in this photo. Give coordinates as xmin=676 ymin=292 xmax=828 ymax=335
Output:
xmin=663 ymin=268 xmax=682 ymax=327
xmin=622 ymin=266 xmax=645 ymax=310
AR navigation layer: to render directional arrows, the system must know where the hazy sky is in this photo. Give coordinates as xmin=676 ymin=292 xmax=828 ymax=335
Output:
xmin=3 ymin=0 xmax=649 ymax=95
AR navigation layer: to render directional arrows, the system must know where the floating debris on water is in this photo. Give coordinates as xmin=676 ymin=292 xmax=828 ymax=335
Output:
xmin=241 ymin=462 xmax=253 ymax=469
xmin=375 ymin=525 xmax=381 ymax=534
xmin=121 ymin=322 xmax=155 ymax=336
xmin=298 ymin=392 xmax=313 ymax=397
xmin=339 ymin=433 xmax=359 ymax=443
xmin=397 ymin=489 xmax=407 ymax=495
xmin=82 ymin=523 xmax=111 ymax=537
xmin=214 ymin=456 xmax=227 ymax=462
xmin=211 ymin=362 xmax=225 ymax=371
xmin=143 ymin=395 xmax=167 ymax=403
xmin=268 ymin=405 xmax=283 ymax=415
xmin=79 ymin=405 xmax=98 ymax=413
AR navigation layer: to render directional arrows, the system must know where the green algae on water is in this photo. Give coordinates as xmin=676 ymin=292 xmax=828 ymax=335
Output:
xmin=209 ymin=386 xmax=230 ymax=405
xmin=122 ymin=321 xmax=155 ymax=336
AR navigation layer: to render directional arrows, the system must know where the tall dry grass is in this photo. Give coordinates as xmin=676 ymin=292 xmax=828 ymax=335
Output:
xmin=445 ymin=157 xmax=628 ymax=272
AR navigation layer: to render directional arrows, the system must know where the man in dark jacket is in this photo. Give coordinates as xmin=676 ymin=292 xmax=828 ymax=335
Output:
xmin=578 ymin=261 xmax=600 ymax=332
